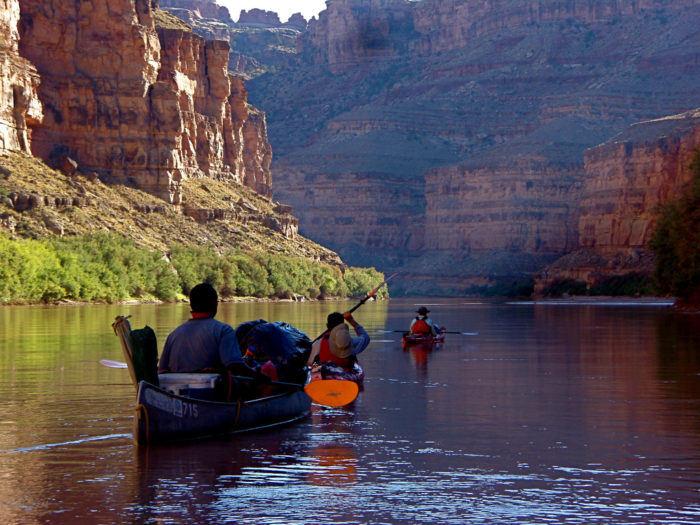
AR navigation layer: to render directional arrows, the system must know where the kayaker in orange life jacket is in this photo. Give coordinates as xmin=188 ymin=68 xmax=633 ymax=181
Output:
xmin=409 ymin=306 xmax=442 ymax=336
xmin=306 ymin=311 xmax=370 ymax=370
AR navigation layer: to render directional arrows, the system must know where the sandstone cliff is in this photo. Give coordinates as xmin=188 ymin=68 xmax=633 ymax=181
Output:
xmin=0 ymin=0 xmax=41 ymax=153
xmin=0 ymin=0 xmax=332 ymax=267
xmin=159 ymin=0 xmax=303 ymax=80
xmin=536 ymin=109 xmax=700 ymax=292
xmin=246 ymin=0 xmax=700 ymax=293
xmin=162 ymin=0 xmax=232 ymax=22
xmin=13 ymin=0 xmax=271 ymax=206
xmin=238 ymin=9 xmax=281 ymax=27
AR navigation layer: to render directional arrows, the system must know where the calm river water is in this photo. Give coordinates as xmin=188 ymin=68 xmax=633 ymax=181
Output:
xmin=0 ymin=297 xmax=698 ymax=524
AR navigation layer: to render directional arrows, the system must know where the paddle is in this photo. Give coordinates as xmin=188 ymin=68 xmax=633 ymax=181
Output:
xmin=304 ymin=379 xmax=359 ymax=407
xmin=100 ymin=359 xmax=129 ymax=369
xmin=99 ymin=359 xmax=357 ymax=407
xmin=312 ymin=272 xmax=399 ymax=343
xmin=236 ymin=376 xmax=358 ymax=407
xmin=376 ymin=329 xmax=478 ymax=336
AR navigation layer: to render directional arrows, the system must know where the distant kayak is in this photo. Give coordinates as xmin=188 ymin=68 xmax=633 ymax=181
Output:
xmin=402 ymin=333 xmax=446 ymax=346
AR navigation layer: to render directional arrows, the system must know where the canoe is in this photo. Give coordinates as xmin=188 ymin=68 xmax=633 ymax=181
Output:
xmin=134 ymin=377 xmax=312 ymax=445
xmin=402 ymin=333 xmax=445 ymax=346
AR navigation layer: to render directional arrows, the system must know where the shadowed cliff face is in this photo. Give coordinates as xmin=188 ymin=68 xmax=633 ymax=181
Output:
xmin=535 ymin=109 xmax=700 ymax=293
xmin=245 ymin=0 xmax=700 ymax=292
xmin=13 ymin=0 xmax=271 ymax=204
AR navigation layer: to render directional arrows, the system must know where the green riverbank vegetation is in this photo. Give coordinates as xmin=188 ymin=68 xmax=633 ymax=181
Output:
xmin=0 ymin=152 xmax=385 ymax=305
xmin=0 ymin=232 xmax=387 ymax=304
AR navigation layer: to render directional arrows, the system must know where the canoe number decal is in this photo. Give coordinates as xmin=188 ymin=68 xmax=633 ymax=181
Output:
xmin=144 ymin=389 xmax=199 ymax=418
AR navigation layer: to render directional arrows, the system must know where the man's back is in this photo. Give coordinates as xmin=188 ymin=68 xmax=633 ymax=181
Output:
xmin=159 ymin=317 xmax=242 ymax=373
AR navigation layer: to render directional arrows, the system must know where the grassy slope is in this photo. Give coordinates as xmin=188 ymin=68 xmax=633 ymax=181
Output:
xmin=0 ymin=151 xmax=342 ymax=265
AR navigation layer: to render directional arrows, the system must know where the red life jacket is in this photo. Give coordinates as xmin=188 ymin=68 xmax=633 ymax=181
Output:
xmin=411 ymin=318 xmax=432 ymax=335
xmin=319 ymin=333 xmax=354 ymax=369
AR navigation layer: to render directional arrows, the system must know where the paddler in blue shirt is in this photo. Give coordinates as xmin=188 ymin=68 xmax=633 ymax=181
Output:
xmin=159 ymin=283 xmax=269 ymax=395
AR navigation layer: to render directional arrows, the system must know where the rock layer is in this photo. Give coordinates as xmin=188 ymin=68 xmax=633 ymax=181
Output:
xmin=536 ymin=109 xmax=700 ymax=291
xmin=0 ymin=0 xmax=41 ymax=153
xmin=248 ymin=0 xmax=700 ymax=290
xmin=13 ymin=0 xmax=271 ymax=204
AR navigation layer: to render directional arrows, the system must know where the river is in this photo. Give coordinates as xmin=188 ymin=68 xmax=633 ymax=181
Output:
xmin=0 ymin=297 xmax=698 ymax=524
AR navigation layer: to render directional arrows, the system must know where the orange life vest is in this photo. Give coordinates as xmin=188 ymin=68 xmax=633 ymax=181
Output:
xmin=411 ymin=318 xmax=432 ymax=335
xmin=319 ymin=333 xmax=354 ymax=369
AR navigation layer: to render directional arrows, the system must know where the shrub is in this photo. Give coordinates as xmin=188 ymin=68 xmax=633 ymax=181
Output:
xmin=0 ymin=232 xmax=388 ymax=304
xmin=344 ymin=267 xmax=388 ymax=298
xmin=588 ymin=273 xmax=657 ymax=296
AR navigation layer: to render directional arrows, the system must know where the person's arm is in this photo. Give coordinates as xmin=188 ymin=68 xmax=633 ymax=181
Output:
xmin=344 ymin=312 xmax=370 ymax=355
xmin=409 ymin=318 xmax=416 ymax=334
xmin=429 ymin=319 xmax=439 ymax=335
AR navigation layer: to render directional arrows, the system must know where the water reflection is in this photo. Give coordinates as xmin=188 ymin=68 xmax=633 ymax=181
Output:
xmin=0 ymin=299 xmax=699 ymax=524
xmin=404 ymin=342 xmax=442 ymax=378
xmin=305 ymin=406 xmax=359 ymax=487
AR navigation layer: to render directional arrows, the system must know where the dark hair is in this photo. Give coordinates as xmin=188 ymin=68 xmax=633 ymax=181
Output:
xmin=190 ymin=283 xmax=218 ymax=314
xmin=327 ymin=312 xmax=345 ymax=329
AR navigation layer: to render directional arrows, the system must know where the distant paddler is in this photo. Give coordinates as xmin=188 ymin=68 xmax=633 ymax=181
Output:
xmin=408 ymin=306 xmax=442 ymax=336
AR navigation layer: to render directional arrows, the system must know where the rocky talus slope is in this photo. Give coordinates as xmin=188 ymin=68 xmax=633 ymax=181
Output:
xmin=0 ymin=0 xmax=341 ymax=267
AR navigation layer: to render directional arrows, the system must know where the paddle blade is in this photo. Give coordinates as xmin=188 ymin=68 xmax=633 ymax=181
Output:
xmin=100 ymin=359 xmax=129 ymax=369
xmin=304 ymin=379 xmax=359 ymax=407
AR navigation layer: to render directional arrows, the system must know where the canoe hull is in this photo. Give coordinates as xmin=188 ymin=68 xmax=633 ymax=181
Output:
xmin=134 ymin=381 xmax=311 ymax=445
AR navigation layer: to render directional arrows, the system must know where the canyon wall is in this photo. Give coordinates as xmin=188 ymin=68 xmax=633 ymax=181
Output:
xmin=536 ymin=109 xmax=700 ymax=291
xmin=10 ymin=0 xmax=271 ymax=204
xmin=411 ymin=0 xmax=700 ymax=54
xmin=579 ymin=110 xmax=700 ymax=254
xmin=247 ymin=0 xmax=700 ymax=292
xmin=162 ymin=0 xmax=232 ymax=21
xmin=159 ymin=0 xmax=304 ymax=79
xmin=0 ymin=0 xmax=41 ymax=153
xmin=299 ymin=0 xmax=414 ymax=73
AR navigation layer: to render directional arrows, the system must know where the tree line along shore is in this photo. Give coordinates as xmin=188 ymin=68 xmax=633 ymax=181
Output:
xmin=0 ymin=231 xmax=387 ymax=305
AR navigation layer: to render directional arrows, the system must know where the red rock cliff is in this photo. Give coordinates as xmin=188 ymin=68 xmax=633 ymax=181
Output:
xmin=0 ymin=0 xmax=41 ymax=153
xmin=537 ymin=109 xmax=700 ymax=291
xmin=158 ymin=0 xmax=232 ymax=22
xmin=579 ymin=110 xmax=700 ymax=254
xmin=300 ymin=0 xmax=414 ymax=73
xmin=13 ymin=0 xmax=271 ymax=203
xmin=412 ymin=0 xmax=700 ymax=54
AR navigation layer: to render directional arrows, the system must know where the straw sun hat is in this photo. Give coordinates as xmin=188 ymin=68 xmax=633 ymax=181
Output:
xmin=329 ymin=323 xmax=352 ymax=358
